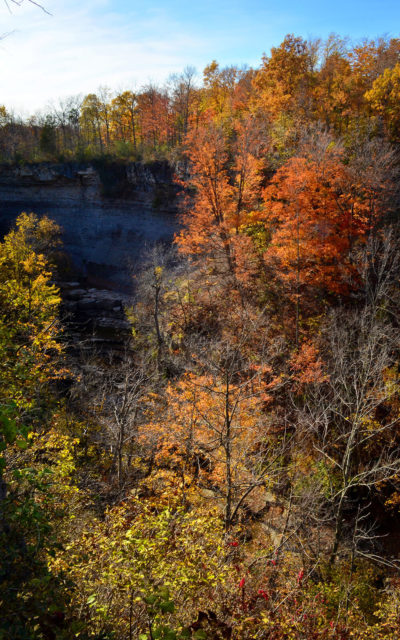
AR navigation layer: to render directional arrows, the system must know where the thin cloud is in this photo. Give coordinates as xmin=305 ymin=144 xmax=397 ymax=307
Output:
xmin=0 ymin=0 xmax=213 ymax=112
xmin=3 ymin=0 xmax=396 ymax=114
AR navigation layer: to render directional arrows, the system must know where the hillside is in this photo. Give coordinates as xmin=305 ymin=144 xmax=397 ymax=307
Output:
xmin=1 ymin=34 xmax=400 ymax=640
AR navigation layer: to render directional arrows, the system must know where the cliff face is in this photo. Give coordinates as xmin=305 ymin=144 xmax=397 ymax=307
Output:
xmin=0 ymin=161 xmax=180 ymax=291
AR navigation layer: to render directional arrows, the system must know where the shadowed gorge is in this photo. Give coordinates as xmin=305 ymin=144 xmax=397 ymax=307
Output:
xmin=0 ymin=160 xmax=179 ymax=291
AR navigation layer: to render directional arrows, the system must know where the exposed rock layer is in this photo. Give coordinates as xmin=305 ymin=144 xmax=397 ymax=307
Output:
xmin=0 ymin=160 xmax=180 ymax=292
xmin=59 ymin=281 xmax=133 ymax=353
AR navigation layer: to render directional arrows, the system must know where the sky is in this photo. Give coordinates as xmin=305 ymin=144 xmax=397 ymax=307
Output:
xmin=1 ymin=0 xmax=400 ymax=114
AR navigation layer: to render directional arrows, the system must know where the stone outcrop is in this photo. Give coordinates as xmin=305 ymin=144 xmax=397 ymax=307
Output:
xmin=59 ymin=281 xmax=133 ymax=351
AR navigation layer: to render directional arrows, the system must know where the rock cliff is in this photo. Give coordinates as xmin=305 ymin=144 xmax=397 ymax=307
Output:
xmin=0 ymin=160 xmax=180 ymax=292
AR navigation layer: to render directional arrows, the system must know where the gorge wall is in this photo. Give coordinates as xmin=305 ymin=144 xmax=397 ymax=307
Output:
xmin=0 ymin=160 xmax=180 ymax=292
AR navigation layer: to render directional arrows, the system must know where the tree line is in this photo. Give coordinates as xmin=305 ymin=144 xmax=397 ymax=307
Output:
xmin=2 ymin=34 xmax=400 ymax=163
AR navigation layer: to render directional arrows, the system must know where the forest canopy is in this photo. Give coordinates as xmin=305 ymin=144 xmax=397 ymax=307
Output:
xmin=2 ymin=34 xmax=400 ymax=163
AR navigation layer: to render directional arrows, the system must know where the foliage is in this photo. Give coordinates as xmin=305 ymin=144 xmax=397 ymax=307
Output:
xmin=2 ymin=30 xmax=400 ymax=640
xmin=2 ymin=34 xmax=400 ymax=164
xmin=0 ymin=212 xmax=63 ymax=459
xmin=0 ymin=429 xmax=81 ymax=639
xmin=51 ymin=495 xmax=232 ymax=639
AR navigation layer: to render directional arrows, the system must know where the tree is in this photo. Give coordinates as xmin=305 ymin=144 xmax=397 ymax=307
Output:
xmin=110 ymin=90 xmax=138 ymax=151
xmin=365 ymin=63 xmax=400 ymax=141
xmin=176 ymin=117 xmax=265 ymax=301
xmin=0 ymin=213 xmax=69 ymax=640
xmin=262 ymin=142 xmax=370 ymax=341
xmin=288 ymin=233 xmax=400 ymax=571
xmin=144 ymin=333 xmax=282 ymax=530
xmin=49 ymin=95 xmax=83 ymax=157
xmin=294 ymin=304 xmax=400 ymax=568
xmin=0 ymin=213 xmax=62 ymax=419
xmin=313 ymin=47 xmax=353 ymax=130
xmin=0 ymin=211 xmax=63 ymax=511
xmin=132 ymin=244 xmax=181 ymax=373
xmin=253 ymin=34 xmax=315 ymax=121
xmin=201 ymin=60 xmax=243 ymax=122
xmin=52 ymin=495 xmax=232 ymax=640
xmin=168 ymin=66 xmax=197 ymax=145
xmin=137 ymin=84 xmax=171 ymax=152
xmin=97 ymin=86 xmax=113 ymax=149
xmin=345 ymin=136 xmax=399 ymax=235
xmin=79 ymin=351 xmax=152 ymax=490
xmin=80 ymin=92 xmax=104 ymax=153
xmin=3 ymin=0 xmax=50 ymax=15
xmin=39 ymin=113 xmax=57 ymax=157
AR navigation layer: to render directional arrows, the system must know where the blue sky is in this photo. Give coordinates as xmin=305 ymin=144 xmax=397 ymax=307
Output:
xmin=1 ymin=0 xmax=400 ymax=113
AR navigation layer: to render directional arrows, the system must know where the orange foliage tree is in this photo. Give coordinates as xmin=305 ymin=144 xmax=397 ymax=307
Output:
xmin=144 ymin=364 xmax=273 ymax=530
xmin=175 ymin=117 xmax=265 ymax=299
xmin=137 ymin=85 xmax=171 ymax=150
xmin=141 ymin=335 xmax=280 ymax=530
xmin=253 ymin=34 xmax=315 ymax=121
xmin=262 ymin=148 xmax=369 ymax=340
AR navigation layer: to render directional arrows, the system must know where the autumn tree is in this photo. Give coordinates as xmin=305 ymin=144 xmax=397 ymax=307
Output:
xmin=0 ymin=213 xmax=62 ymax=418
xmin=176 ymin=117 xmax=265 ymax=303
xmin=0 ymin=211 xmax=62 ymax=508
xmin=110 ymin=90 xmax=138 ymax=152
xmin=143 ymin=330 xmax=282 ymax=530
xmin=52 ymin=494 xmax=232 ymax=639
xmin=262 ymin=138 xmax=373 ymax=341
xmin=365 ymin=62 xmax=400 ymax=142
xmin=201 ymin=61 xmax=245 ymax=122
xmin=0 ymin=213 xmax=70 ymax=640
xmin=345 ymin=136 xmax=400 ymax=235
xmin=349 ymin=37 xmax=400 ymax=114
xmin=0 ymin=211 xmax=62 ymax=551
xmin=97 ymin=86 xmax=113 ymax=148
xmin=80 ymin=92 xmax=104 ymax=153
xmin=137 ymin=84 xmax=171 ymax=153
xmin=313 ymin=40 xmax=353 ymax=130
xmin=253 ymin=34 xmax=315 ymax=122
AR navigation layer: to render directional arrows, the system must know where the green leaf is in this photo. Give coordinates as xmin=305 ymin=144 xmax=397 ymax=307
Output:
xmin=159 ymin=600 xmax=175 ymax=614
xmin=154 ymin=626 xmax=177 ymax=640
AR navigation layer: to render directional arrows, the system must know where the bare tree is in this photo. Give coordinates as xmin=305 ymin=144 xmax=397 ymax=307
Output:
xmin=168 ymin=66 xmax=197 ymax=145
xmin=294 ymin=303 xmax=400 ymax=568
xmin=133 ymin=244 xmax=184 ymax=373
xmin=355 ymin=226 xmax=400 ymax=314
xmin=4 ymin=0 xmax=50 ymax=15
xmin=73 ymin=348 xmax=154 ymax=492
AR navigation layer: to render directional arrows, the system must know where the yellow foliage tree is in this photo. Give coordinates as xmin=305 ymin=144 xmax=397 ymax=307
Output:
xmin=365 ymin=63 xmax=400 ymax=141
